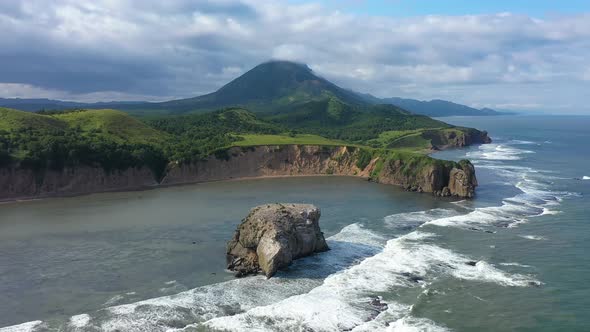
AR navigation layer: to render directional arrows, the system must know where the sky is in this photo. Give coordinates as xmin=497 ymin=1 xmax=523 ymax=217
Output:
xmin=0 ymin=0 xmax=589 ymax=113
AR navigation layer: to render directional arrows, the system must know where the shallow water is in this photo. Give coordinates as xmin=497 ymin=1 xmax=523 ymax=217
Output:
xmin=0 ymin=115 xmax=589 ymax=331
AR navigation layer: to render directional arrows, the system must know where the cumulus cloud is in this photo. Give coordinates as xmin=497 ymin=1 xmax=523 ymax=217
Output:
xmin=0 ymin=0 xmax=589 ymax=112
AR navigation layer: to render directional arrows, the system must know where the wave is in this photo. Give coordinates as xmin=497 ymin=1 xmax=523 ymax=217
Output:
xmin=1 ymin=224 xmax=384 ymax=332
xmin=384 ymin=209 xmax=459 ymax=231
xmin=0 ymin=321 xmax=43 ymax=332
xmin=423 ymin=161 xmax=575 ymax=230
xmin=519 ymin=235 xmax=547 ymax=241
xmin=509 ymin=140 xmax=536 ymax=145
xmin=499 ymin=262 xmax=532 ymax=268
xmin=69 ymin=314 xmax=91 ymax=329
xmin=200 ymin=232 xmax=538 ymax=332
xmin=4 ymin=226 xmax=538 ymax=332
xmin=466 ymin=143 xmax=534 ymax=161
xmin=583 ymin=176 xmax=590 ymax=180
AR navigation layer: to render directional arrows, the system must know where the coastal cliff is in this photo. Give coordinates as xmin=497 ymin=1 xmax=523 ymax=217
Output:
xmin=0 ymin=166 xmax=157 ymax=201
xmin=0 ymin=145 xmax=478 ymax=201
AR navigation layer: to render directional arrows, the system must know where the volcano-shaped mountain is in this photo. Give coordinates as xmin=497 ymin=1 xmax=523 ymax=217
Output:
xmin=153 ymin=61 xmax=367 ymax=113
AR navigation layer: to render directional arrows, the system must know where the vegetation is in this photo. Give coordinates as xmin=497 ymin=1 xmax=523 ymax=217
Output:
xmin=0 ymin=108 xmax=168 ymax=178
xmin=235 ymin=134 xmax=346 ymax=147
xmin=264 ymin=98 xmax=449 ymax=143
xmin=0 ymin=103 xmax=485 ymax=180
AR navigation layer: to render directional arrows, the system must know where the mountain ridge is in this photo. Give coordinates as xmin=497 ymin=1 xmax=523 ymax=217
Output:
xmin=0 ymin=60 xmax=507 ymax=116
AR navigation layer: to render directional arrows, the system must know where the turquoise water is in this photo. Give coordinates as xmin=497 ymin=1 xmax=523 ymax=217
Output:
xmin=0 ymin=115 xmax=588 ymax=331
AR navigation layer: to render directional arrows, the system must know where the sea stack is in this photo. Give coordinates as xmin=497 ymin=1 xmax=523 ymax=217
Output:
xmin=226 ymin=203 xmax=329 ymax=278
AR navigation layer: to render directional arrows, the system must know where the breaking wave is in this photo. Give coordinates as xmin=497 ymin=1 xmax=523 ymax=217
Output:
xmin=200 ymin=232 xmax=536 ymax=332
xmin=466 ymin=143 xmax=534 ymax=161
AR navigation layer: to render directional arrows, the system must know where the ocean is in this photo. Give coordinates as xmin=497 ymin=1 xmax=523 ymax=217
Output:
xmin=0 ymin=115 xmax=588 ymax=331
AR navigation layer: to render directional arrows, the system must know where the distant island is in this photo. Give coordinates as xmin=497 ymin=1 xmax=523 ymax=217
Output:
xmin=0 ymin=61 xmax=491 ymax=201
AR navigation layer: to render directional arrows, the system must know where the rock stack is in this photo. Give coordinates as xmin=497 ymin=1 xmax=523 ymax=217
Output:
xmin=226 ymin=203 xmax=329 ymax=278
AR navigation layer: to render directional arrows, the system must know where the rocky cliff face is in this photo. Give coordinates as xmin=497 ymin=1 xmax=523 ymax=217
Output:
xmin=226 ymin=203 xmax=328 ymax=278
xmin=162 ymin=145 xmax=478 ymax=198
xmin=427 ymin=128 xmax=492 ymax=150
xmin=160 ymin=145 xmax=367 ymax=185
xmin=0 ymin=166 xmax=157 ymax=201
xmin=0 ymin=145 xmax=479 ymax=201
xmin=448 ymin=160 xmax=478 ymax=198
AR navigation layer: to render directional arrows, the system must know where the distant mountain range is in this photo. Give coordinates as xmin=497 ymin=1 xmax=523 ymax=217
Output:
xmin=0 ymin=61 xmax=510 ymax=117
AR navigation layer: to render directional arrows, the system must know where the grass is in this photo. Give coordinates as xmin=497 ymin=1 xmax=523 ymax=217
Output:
xmin=0 ymin=107 xmax=66 ymax=132
xmin=233 ymin=134 xmax=349 ymax=147
xmin=54 ymin=109 xmax=169 ymax=145
xmin=366 ymin=127 xmax=476 ymax=152
xmin=0 ymin=108 xmax=168 ymax=146
xmin=367 ymin=129 xmax=434 ymax=151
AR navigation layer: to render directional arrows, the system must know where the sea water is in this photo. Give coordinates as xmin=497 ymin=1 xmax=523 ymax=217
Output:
xmin=0 ymin=115 xmax=588 ymax=331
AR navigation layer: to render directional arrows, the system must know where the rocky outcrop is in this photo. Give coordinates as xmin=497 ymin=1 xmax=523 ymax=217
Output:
xmin=373 ymin=157 xmax=478 ymax=198
xmin=425 ymin=128 xmax=492 ymax=150
xmin=226 ymin=203 xmax=329 ymax=278
xmin=447 ymin=160 xmax=478 ymax=198
xmin=0 ymin=145 xmax=480 ymax=201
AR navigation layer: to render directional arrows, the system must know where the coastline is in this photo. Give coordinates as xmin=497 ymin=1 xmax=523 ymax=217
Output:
xmin=0 ymin=143 xmax=484 ymax=204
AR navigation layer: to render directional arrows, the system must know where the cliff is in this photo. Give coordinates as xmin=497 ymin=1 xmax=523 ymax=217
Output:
xmin=0 ymin=166 xmax=157 ymax=201
xmin=0 ymin=145 xmax=479 ymax=201
xmin=426 ymin=128 xmax=491 ymax=150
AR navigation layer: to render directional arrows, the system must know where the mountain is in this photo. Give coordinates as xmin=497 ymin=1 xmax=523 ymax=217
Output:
xmin=0 ymin=98 xmax=84 ymax=112
xmin=0 ymin=61 xmax=506 ymax=116
xmin=380 ymin=97 xmax=504 ymax=117
xmin=0 ymin=98 xmax=145 ymax=112
xmin=154 ymin=61 xmax=368 ymax=113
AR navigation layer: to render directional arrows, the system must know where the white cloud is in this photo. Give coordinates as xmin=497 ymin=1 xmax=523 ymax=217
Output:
xmin=0 ymin=0 xmax=589 ymax=112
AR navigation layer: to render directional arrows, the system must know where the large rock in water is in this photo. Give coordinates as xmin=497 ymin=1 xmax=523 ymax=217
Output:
xmin=448 ymin=160 xmax=478 ymax=198
xmin=226 ymin=203 xmax=329 ymax=278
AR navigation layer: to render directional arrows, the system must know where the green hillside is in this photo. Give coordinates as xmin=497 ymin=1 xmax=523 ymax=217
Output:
xmin=54 ymin=109 xmax=168 ymax=145
xmin=235 ymin=134 xmax=347 ymax=147
xmin=0 ymin=60 xmax=491 ymax=179
xmin=0 ymin=107 xmax=66 ymax=132
xmin=264 ymin=98 xmax=450 ymax=143
xmin=0 ymin=108 xmax=169 ymax=175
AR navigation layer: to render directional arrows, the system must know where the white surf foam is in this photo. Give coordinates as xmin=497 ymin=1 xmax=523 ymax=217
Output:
xmin=384 ymin=209 xmax=459 ymax=231
xmin=541 ymin=208 xmax=561 ymax=216
xmin=103 ymin=294 xmax=125 ymax=307
xmin=350 ymin=302 xmax=451 ymax=332
xmin=425 ymin=158 xmax=574 ymax=230
xmin=7 ymin=223 xmax=378 ymax=332
xmin=583 ymin=176 xmax=590 ymax=180
xmin=510 ymin=140 xmax=536 ymax=145
xmin=519 ymin=235 xmax=547 ymax=241
xmin=467 ymin=143 xmax=534 ymax=161
xmin=202 ymin=231 xmax=538 ymax=332
xmin=69 ymin=314 xmax=91 ymax=328
xmin=0 ymin=321 xmax=43 ymax=332
xmin=500 ymin=262 xmax=532 ymax=268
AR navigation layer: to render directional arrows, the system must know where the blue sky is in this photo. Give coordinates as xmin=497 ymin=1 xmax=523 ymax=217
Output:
xmin=0 ymin=0 xmax=589 ymax=113
xmin=294 ymin=0 xmax=590 ymax=17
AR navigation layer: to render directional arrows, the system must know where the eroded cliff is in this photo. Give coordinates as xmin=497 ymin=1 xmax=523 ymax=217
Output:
xmin=0 ymin=145 xmax=479 ymax=201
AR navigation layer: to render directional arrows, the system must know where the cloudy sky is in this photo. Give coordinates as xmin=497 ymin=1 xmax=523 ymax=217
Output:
xmin=1 ymin=0 xmax=589 ymax=113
